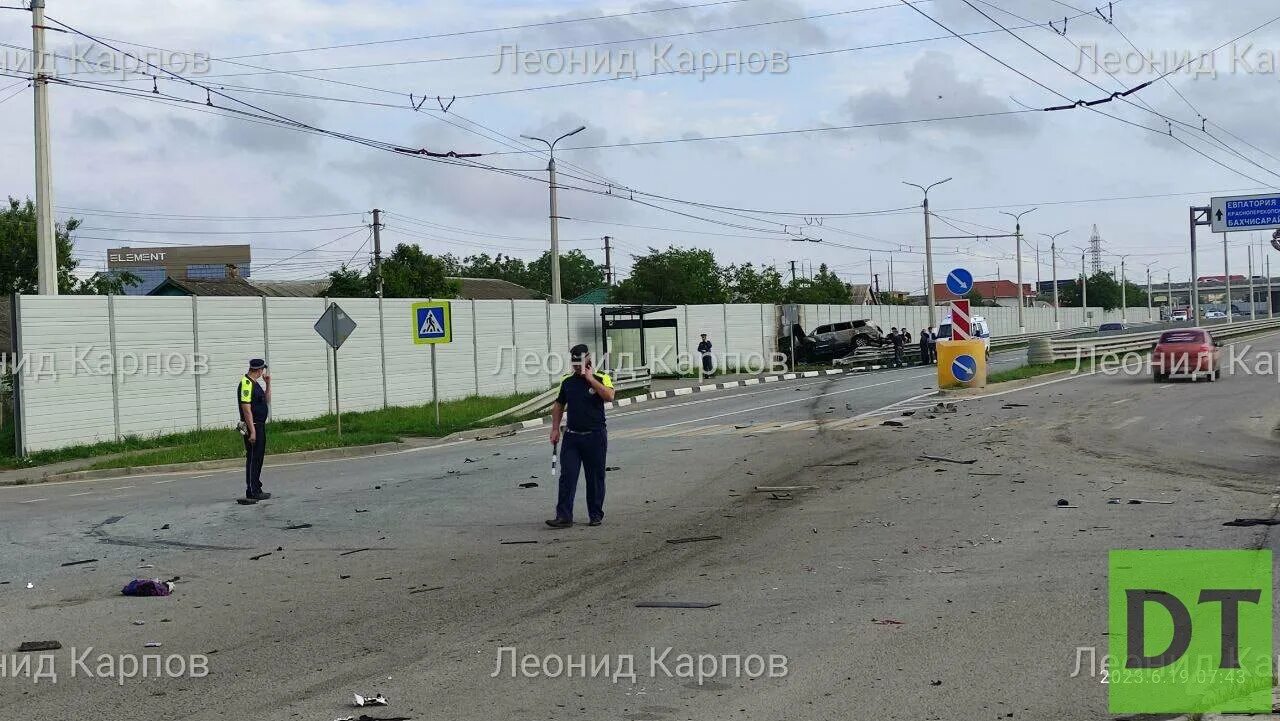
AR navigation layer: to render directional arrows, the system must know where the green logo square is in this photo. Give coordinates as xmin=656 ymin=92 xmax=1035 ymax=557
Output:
xmin=1109 ymin=550 xmax=1272 ymax=714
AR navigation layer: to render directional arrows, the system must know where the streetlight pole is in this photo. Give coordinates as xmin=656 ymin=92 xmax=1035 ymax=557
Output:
xmin=1223 ymin=232 xmax=1233 ymax=323
xmin=1041 ymin=230 xmax=1069 ymax=330
xmin=1143 ymin=262 xmax=1158 ymax=322
xmin=1118 ymin=255 xmax=1130 ymax=324
xmin=521 ymin=124 xmax=587 ymax=304
xmin=904 ymin=177 xmax=952 ymax=329
xmin=31 ymin=0 xmax=57 ymax=295
xmin=1001 ymin=208 xmax=1038 ymax=334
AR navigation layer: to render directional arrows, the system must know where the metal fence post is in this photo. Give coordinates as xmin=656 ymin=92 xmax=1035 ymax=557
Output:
xmin=510 ymin=299 xmax=518 ymax=391
xmin=471 ymin=300 xmax=480 ymax=395
xmin=106 ymin=295 xmax=122 ymax=441
xmin=377 ymin=297 xmax=389 ymax=409
xmin=192 ymin=296 xmax=202 ymax=430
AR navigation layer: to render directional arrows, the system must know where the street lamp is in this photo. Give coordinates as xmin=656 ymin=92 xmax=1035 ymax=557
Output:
xmin=521 ymin=124 xmax=587 ymax=304
xmin=1141 ymin=261 xmax=1160 ymax=322
xmin=1000 ymin=208 xmax=1037 ymax=334
xmin=903 ymin=177 xmax=952 ymax=328
xmin=1041 ymin=230 xmax=1069 ymax=329
xmin=1117 ymin=254 xmax=1131 ymax=324
xmin=1072 ymin=245 xmax=1090 ymax=326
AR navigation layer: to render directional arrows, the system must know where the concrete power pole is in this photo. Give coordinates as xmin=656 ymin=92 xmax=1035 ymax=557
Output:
xmin=602 ymin=235 xmax=613 ymax=286
xmin=1001 ymin=208 xmax=1037 ymax=334
xmin=1223 ymin=232 xmax=1232 ymax=323
xmin=1081 ymin=252 xmax=1088 ymax=323
xmin=1051 ymin=244 xmax=1059 ymax=329
xmin=1249 ymin=247 xmax=1256 ymax=320
xmin=32 ymin=0 xmax=57 ymax=295
xmin=789 ymin=260 xmax=798 ymax=284
xmin=1146 ymin=268 xmax=1152 ymax=322
xmin=1120 ymin=258 xmax=1128 ymax=324
xmin=520 ymin=125 xmax=585 ymax=304
xmin=371 ymin=208 xmax=383 ymax=297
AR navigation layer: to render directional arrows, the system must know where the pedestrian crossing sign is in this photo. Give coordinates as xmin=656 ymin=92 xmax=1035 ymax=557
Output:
xmin=412 ymin=301 xmax=452 ymax=344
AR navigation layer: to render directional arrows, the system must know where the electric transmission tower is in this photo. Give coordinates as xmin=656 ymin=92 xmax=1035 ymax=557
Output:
xmin=1089 ymin=225 xmax=1104 ymax=276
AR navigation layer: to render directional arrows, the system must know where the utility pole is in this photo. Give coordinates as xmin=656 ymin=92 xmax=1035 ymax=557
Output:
xmin=1042 ymin=231 xmax=1069 ymax=330
xmin=1001 ymin=208 xmax=1037 ymax=334
xmin=32 ymin=0 xmax=57 ymax=295
xmin=1222 ymin=232 xmax=1232 ymax=323
xmin=1249 ymin=247 xmax=1256 ymax=320
xmin=521 ymin=125 xmax=586 ymax=304
xmin=1120 ymin=257 xmax=1128 ymax=323
xmin=602 ymin=235 xmax=614 ymax=285
xmin=1081 ymin=252 xmax=1088 ymax=322
xmin=904 ymin=177 xmax=952 ymax=329
xmin=789 ymin=260 xmax=797 ymax=283
xmin=1166 ymin=270 xmax=1172 ymax=314
xmin=370 ymin=208 xmax=383 ymax=297
xmin=1146 ymin=267 xmax=1153 ymax=321
xmin=888 ymin=255 xmax=895 ymax=297
xmin=1269 ymin=253 xmax=1274 ymax=318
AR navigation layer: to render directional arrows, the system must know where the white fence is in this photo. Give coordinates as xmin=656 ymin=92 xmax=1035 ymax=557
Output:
xmin=11 ymin=296 xmax=1125 ymax=454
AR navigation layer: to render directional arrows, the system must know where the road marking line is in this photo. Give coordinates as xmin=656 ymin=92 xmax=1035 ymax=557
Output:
xmin=153 ymin=479 xmax=179 ymax=484
xmin=1112 ymin=398 xmax=1133 ymax=405
xmin=67 ymin=491 xmax=93 ymax=497
xmin=113 ymin=486 xmax=136 ymax=490
xmin=1113 ymin=416 xmax=1145 ymax=430
xmin=18 ymin=498 xmax=46 ymax=504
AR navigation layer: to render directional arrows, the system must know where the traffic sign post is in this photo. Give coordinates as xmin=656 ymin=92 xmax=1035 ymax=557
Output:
xmin=314 ymin=302 xmax=358 ymax=438
xmin=412 ymin=301 xmax=453 ymax=424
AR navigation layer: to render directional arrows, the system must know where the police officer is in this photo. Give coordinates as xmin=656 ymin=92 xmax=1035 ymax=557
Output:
xmin=546 ymin=344 xmax=615 ymax=528
xmin=697 ymin=333 xmax=714 ymax=378
xmin=238 ymin=358 xmax=271 ymax=502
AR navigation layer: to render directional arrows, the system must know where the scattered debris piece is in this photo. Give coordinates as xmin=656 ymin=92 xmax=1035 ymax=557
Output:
xmin=235 ymin=498 xmax=257 ymax=505
xmin=463 ymin=458 xmax=477 ymax=463
xmin=17 ymin=641 xmax=61 ymax=652
xmin=26 ymin=582 xmax=33 ymax=589
xmin=754 ymin=485 xmax=818 ymax=492
xmin=60 ymin=558 xmax=98 ymax=567
xmin=408 ymin=586 xmax=444 ymax=595
xmin=374 ymin=577 xmax=392 ymax=581
xmin=919 ymin=454 xmax=976 ymax=465
xmin=500 ymin=540 xmax=538 ymax=545
xmin=121 ymin=579 xmax=173 ymax=597
xmin=768 ymin=493 xmax=793 ymax=501
xmin=354 ymin=693 xmax=389 ymax=707
xmin=160 ymin=524 xmax=170 ymax=530
xmin=933 ymin=402 xmax=958 ymax=414
xmin=1108 ymin=498 xmax=1122 ymax=505
xmin=930 ymin=679 xmax=943 ymax=686
xmin=339 ymin=548 xmax=371 ymax=557
xmin=138 ymin=564 xmax=154 ymax=569
xmin=1001 ymin=403 xmax=1028 ymax=409
xmin=339 ymin=575 xmax=351 ymax=580
xmin=1128 ymin=499 xmax=1174 ymax=505
xmin=1056 ymin=499 xmax=1069 ymax=506
xmin=333 ymin=715 xmax=412 ymax=721
xmin=968 ymin=472 xmax=1001 ymax=477
xmin=635 ymin=601 xmax=719 ymax=609
xmin=666 ymin=535 xmax=722 ymax=544
xmin=132 ymin=620 xmax=146 ymax=626
xmin=882 ymin=420 xmax=905 ymax=427
xmin=284 ymin=523 xmax=313 ymax=530
xmin=1224 ymin=518 xmax=1280 ymax=527
xmin=518 ymin=482 xmax=539 ymax=489
xmin=672 ymin=448 xmax=693 ymax=452
xmin=872 ymin=618 xmax=904 ymax=626
xmin=901 ymin=410 xmax=916 ymax=417
xmin=144 ymin=642 xmax=162 ymax=648
xmin=250 ymin=552 xmax=273 ymax=561
xmin=354 ymin=509 xmax=369 ymax=513
xmin=808 ymin=461 xmax=858 ymax=468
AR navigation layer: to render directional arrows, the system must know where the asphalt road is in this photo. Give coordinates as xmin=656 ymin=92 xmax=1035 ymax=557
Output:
xmin=2 ymin=337 xmax=1279 ymax=721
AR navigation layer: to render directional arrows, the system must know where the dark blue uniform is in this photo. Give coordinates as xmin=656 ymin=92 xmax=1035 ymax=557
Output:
xmin=238 ymin=375 xmax=268 ymax=497
xmin=555 ymin=371 xmax=612 ymax=524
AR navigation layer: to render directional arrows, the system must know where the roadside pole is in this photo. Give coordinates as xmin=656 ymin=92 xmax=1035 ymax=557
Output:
xmin=412 ymin=301 xmax=452 ymax=425
xmin=1223 ymin=232 xmax=1232 ymax=323
xmin=1146 ymin=269 xmax=1152 ymax=322
xmin=431 ymin=344 xmax=439 ymax=425
xmin=31 ymin=0 xmax=57 ymax=295
xmin=1051 ymin=243 xmax=1059 ymax=330
xmin=1270 ymin=254 xmax=1274 ymax=318
xmin=1081 ymin=252 xmax=1088 ymax=326
xmin=1120 ymin=258 xmax=1128 ymax=325
xmin=1249 ymin=248 xmax=1256 ymax=320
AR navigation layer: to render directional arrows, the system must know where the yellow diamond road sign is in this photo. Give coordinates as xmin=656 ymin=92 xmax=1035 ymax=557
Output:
xmin=412 ymin=301 xmax=452 ymax=344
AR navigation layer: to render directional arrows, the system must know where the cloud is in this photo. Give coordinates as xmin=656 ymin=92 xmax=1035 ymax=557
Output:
xmin=842 ymin=51 xmax=1037 ymax=144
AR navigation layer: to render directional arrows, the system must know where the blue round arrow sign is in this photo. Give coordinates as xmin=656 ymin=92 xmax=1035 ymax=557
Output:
xmin=946 ymin=268 xmax=974 ymax=297
xmin=952 ymin=354 xmax=978 ymax=383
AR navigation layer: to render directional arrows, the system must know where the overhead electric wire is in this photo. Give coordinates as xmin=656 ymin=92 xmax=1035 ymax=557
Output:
xmin=254 ymin=227 xmax=370 ymax=271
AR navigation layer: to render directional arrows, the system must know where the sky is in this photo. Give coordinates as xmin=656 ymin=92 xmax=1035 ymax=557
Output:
xmin=3 ymin=0 xmax=1280 ymax=292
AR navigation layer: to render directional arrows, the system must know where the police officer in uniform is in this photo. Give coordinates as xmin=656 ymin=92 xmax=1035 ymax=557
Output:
xmin=546 ymin=344 xmax=615 ymax=528
xmin=238 ymin=358 xmax=272 ymax=502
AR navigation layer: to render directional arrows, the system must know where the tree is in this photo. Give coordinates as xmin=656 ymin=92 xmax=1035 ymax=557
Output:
xmin=326 ymin=243 xmax=458 ymax=298
xmin=967 ymin=289 xmax=986 ymax=306
xmin=784 ymin=264 xmax=853 ymax=304
xmin=611 ymin=247 xmax=728 ymax=304
xmin=725 ymin=262 xmax=785 ymax=304
xmin=0 ymin=197 xmax=139 ymax=294
xmin=457 ymin=253 xmax=529 ymax=287
xmin=526 ymin=249 xmax=605 ymax=299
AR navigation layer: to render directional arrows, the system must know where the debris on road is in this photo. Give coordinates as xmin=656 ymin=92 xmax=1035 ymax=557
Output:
xmin=25 ymin=582 xmax=33 ymax=589
xmin=121 ymin=579 xmax=174 ymax=597
xmin=768 ymin=493 xmax=793 ymax=500
xmin=882 ymin=420 xmax=905 ymax=427
xmin=500 ymin=540 xmax=538 ymax=545
xmin=666 ymin=535 xmax=722 ymax=544
xmin=672 ymin=448 xmax=692 ymax=452
xmin=353 ymin=692 xmax=389 ymax=707
xmin=132 ymin=620 xmax=145 ymax=626
xmin=1001 ymin=403 xmax=1028 ymax=409
xmin=354 ymin=509 xmax=369 ymax=513
xmin=872 ymin=618 xmax=904 ymax=626
xmin=1056 ymin=499 xmax=1069 ymax=506
xmin=933 ymin=402 xmax=958 ymax=414
xmin=333 ymin=715 xmax=412 ymax=721
xmin=1224 ymin=518 xmax=1280 ymax=527
xmin=250 ymin=552 xmax=273 ymax=561
xmin=919 ymin=454 xmax=976 ymax=465
xmin=1128 ymin=499 xmax=1174 ymax=505
xmin=518 ymin=482 xmax=539 ymax=489
xmin=339 ymin=548 xmax=371 ymax=556
xmin=17 ymin=641 xmax=61 ymax=652
xmin=635 ymin=601 xmax=720 ymax=609
xmin=605 ymin=466 xmax=621 ymax=471
xmin=754 ymin=485 xmax=818 ymax=492
xmin=464 ymin=458 xmax=478 ymax=463
xmin=1108 ymin=498 xmax=1122 ymax=505
xmin=408 ymin=585 xmax=444 ymax=595
xmin=901 ymin=410 xmax=916 ymax=417
xmin=808 ymin=461 xmax=858 ymax=468
xmin=284 ymin=523 xmax=313 ymax=530
xmin=968 ymin=472 xmax=1001 ymax=477
xmin=60 ymin=558 xmax=98 ymax=567
xmin=144 ymin=642 xmax=162 ymax=648
xmin=160 ymin=524 xmax=170 ymax=530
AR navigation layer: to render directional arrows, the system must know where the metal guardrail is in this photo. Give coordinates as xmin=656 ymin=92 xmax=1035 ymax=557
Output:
xmin=1028 ymin=318 xmax=1280 ymax=364
xmin=831 ymin=326 xmax=1086 ymax=368
xmin=477 ymin=368 xmax=653 ymax=424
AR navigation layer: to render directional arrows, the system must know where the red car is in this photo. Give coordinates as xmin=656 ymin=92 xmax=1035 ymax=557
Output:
xmin=1151 ymin=328 xmax=1222 ymax=382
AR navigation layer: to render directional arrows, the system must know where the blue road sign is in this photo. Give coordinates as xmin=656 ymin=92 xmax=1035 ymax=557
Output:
xmin=946 ymin=268 xmax=974 ymax=297
xmin=951 ymin=354 xmax=977 ymax=383
xmin=1211 ymin=193 xmax=1280 ymax=233
xmin=412 ymin=301 xmax=452 ymax=344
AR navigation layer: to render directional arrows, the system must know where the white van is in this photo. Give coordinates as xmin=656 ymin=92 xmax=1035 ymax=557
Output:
xmin=936 ymin=315 xmax=992 ymax=358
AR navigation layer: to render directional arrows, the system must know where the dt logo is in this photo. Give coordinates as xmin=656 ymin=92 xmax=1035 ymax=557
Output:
xmin=1109 ymin=550 xmax=1272 ymax=714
